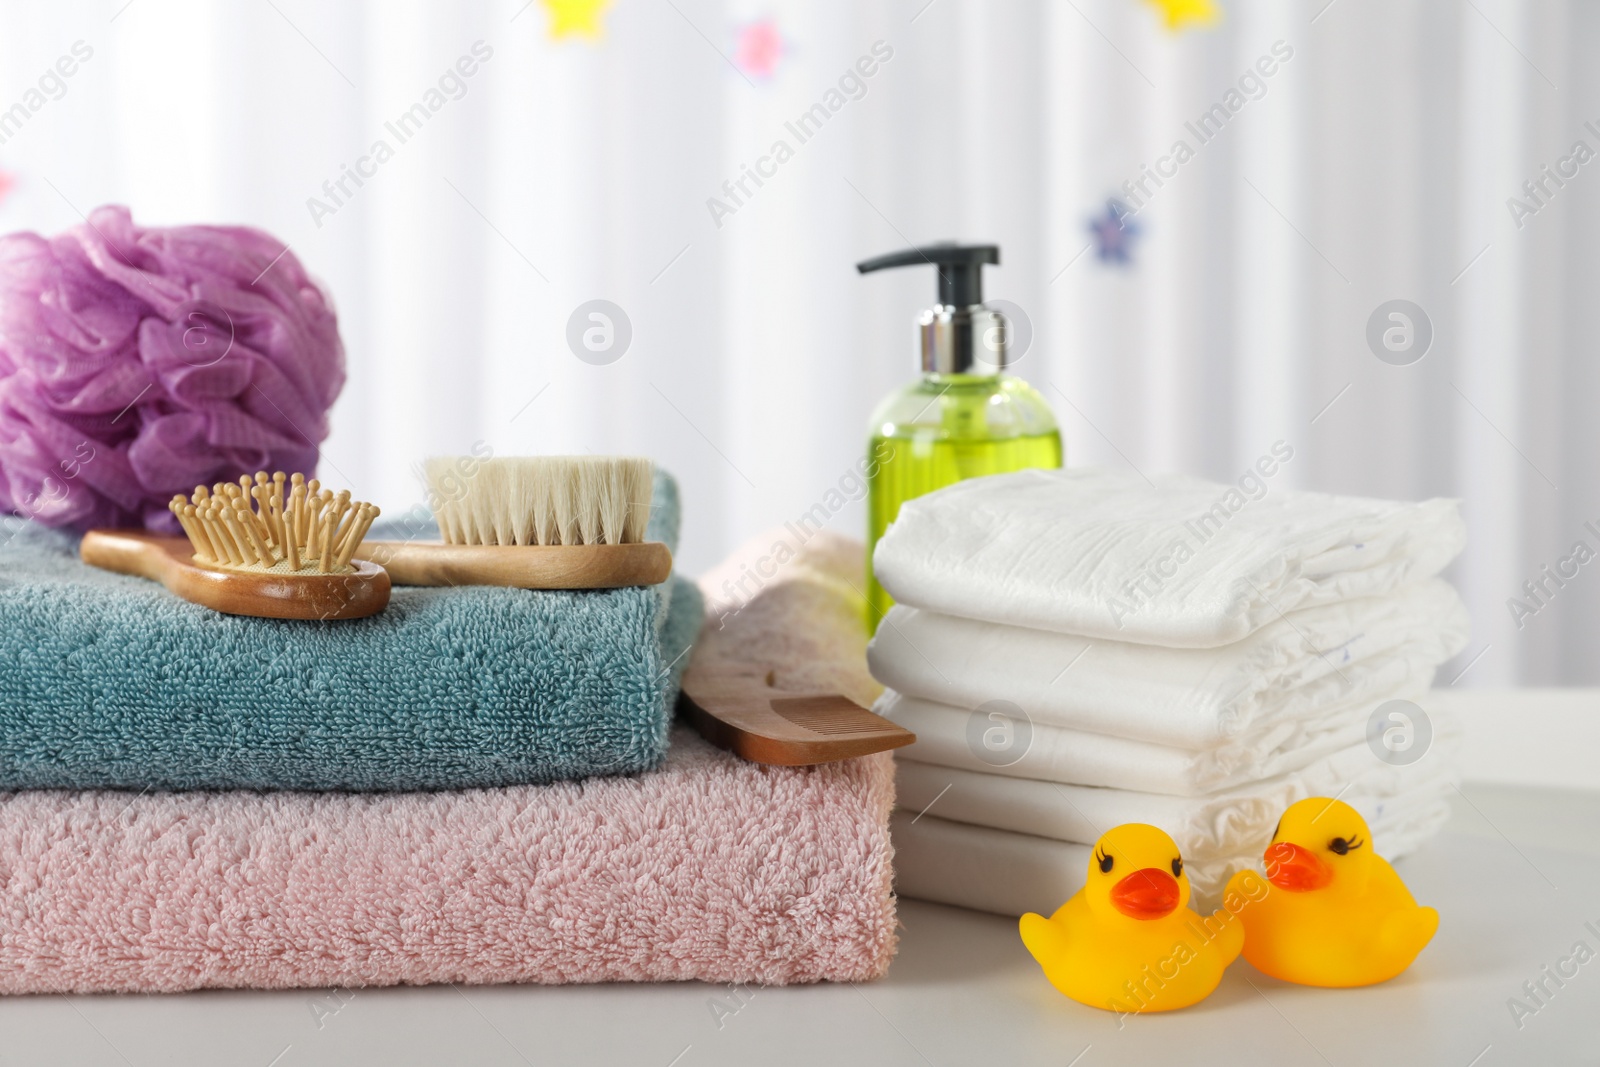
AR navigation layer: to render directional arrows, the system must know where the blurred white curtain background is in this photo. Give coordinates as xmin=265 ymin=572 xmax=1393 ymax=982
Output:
xmin=0 ymin=0 xmax=1594 ymax=684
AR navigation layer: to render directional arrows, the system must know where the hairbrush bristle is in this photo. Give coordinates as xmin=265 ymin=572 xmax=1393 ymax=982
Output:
xmin=168 ymin=471 xmax=380 ymax=575
xmin=426 ymin=456 xmax=653 ymax=547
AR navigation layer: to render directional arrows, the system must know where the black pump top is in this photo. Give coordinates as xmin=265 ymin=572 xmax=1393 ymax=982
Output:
xmin=856 ymin=243 xmax=1000 ymax=308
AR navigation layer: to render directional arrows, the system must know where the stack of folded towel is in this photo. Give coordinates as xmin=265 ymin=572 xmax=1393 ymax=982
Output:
xmin=867 ymin=466 xmax=1470 ymax=915
xmin=0 ymin=473 xmax=899 ymax=992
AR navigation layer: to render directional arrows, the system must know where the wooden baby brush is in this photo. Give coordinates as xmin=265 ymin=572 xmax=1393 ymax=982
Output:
xmin=80 ymin=471 xmax=389 ymax=621
xmin=361 ymin=456 xmax=672 ymax=589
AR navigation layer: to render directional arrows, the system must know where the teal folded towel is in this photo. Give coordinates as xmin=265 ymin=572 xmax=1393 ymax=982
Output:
xmin=0 ymin=470 xmax=702 ymax=791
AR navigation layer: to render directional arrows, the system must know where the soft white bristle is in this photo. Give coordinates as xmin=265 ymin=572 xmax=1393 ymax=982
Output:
xmin=423 ymin=456 xmax=654 ymax=547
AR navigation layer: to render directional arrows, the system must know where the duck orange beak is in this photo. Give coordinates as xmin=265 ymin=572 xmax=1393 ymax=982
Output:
xmin=1110 ymin=868 xmax=1181 ymax=919
xmin=1264 ymin=841 xmax=1332 ymax=891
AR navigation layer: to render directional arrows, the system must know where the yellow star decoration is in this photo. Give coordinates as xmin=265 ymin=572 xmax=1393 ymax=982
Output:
xmin=1144 ymin=0 xmax=1221 ymax=32
xmin=542 ymin=0 xmax=612 ymax=40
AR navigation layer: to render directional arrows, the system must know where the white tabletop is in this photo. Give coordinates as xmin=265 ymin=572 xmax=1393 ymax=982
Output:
xmin=2 ymin=780 xmax=1595 ymax=1066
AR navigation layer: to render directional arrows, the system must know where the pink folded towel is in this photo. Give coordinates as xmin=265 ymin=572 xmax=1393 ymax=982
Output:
xmin=0 ymin=528 xmax=897 ymax=994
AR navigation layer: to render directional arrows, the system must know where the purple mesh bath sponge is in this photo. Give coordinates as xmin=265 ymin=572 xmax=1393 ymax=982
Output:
xmin=0 ymin=205 xmax=344 ymax=532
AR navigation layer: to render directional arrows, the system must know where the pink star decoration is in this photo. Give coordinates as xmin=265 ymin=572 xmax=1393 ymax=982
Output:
xmin=735 ymin=19 xmax=785 ymax=80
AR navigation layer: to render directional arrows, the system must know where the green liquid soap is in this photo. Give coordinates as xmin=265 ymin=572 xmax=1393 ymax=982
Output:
xmin=865 ymin=373 xmax=1062 ymax=627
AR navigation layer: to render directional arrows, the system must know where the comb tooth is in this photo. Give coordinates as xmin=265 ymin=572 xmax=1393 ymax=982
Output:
xmin=169 ymin=498 xmax=197 ymax=556
xmin=184 ymin=504 xmax=216 ymax=563
xmin=250 ymin=486 xmax=272 ymax=555
xmin=315 ymin=492 xmax=334 ymax=560
xmin=267 ymin=481 xmax=286 ymax=555
xmin=290 ymin=484 xmax=306 ymax=552
xmin=326 ymin=490 xmax=352 ymax=549
xmin=330 ymin=496 xmax=358 ymax=553
xmin=284 ymin=510 xmax=300 ymax=570
xmin=226 ymin=510 xmax=249 ymax=566
xmin=317 ymin=509 xmax=334 ymax=572
xmin=304 ymin=491 xmax=324 ymax=562
xmin=334 ymin=504 xmax=376 ymax=569
xmin=219 ymin=510 xmax=249 ymax=567
xmin=198 ymin=506 xmax=223 ymax=564
xmin=331 ymin=504 xmax=359 ymax=568
xmin=360 ymin=505 xmax=380 ymax=556
xmin=239 ymin=508 xmax=273 ymax=566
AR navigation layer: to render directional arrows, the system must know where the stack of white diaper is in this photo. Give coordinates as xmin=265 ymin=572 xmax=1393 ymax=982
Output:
xmin=869 ymin=466 xmax=1470 ymax=914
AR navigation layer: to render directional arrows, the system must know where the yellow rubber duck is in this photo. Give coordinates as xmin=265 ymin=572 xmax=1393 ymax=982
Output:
xmin=1019 ymin=824 xmax=1243 ymax=1014
xmin=1226 ymin=797 xmax=1438 ymax=987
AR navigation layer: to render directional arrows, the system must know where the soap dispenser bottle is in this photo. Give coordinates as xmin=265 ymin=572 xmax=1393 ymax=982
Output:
xmin=857 ymin=244 xmax=1062 ymax=627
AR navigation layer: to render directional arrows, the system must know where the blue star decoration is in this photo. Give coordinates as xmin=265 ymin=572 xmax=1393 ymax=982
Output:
xmin=1088 ymin=199 xmax=1140 ymax=265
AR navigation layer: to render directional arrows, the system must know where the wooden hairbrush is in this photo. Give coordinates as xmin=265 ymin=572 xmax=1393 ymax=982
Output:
xmin=362 ymin=455 xmax=672 ymax=589
xmin=80 ymin=471 xmax=389 ymax=621
xmin=678 ymin=662 xmax=916 ymax=766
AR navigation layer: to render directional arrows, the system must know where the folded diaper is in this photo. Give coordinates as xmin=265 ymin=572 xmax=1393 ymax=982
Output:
xmin=0 ymin=471 xmax=698 ymax=791
xmin=877 ymin=665 xmax=1433 ymax=796
xmin=894 ymin=725 xmax=1459 ymax=860
xmin=872 ymin=467 xmax=1465 ymax=647
xmin=0 ymin=524 xmax=899 ymax=994
xmin=892 ymin=781 xmax=1454 ymax=916
xmin=868 ymin=579 xmax=1469 ymax=748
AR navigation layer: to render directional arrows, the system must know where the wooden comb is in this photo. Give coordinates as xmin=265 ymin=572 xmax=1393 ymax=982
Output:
xmin=678 ymin=662 xmax=915 ymax=766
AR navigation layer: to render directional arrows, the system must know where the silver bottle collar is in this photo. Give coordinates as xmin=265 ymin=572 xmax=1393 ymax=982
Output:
xmin=918 ymin=303 xmax=1010 ymax=374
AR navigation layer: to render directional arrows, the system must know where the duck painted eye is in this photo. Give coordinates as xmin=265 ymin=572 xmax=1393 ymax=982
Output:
xmin=1097 ymin=850 xmax=1114 ymax=873
xmin=1329 ymin=836 xmax=1362 ymax=855
xmin=1171 ymin=858 xmax=1183 ymax=878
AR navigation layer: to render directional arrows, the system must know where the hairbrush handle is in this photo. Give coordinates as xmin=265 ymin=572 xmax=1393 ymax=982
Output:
xmin=360 ymin=540 xmax=672 ymax=589
xmin=81 ymin=530 xmax=390 ymax=620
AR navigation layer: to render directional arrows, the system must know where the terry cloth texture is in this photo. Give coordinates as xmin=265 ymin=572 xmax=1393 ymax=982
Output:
xmin=0 ymin=728 xmax=894 ymax=993
xmin=0 ymin=525 xmax=897 ymax=994
xmin=872 ymin=466 xmax=1466 ymax=647
xmin=0 ymin=470 xmax=699 ymax=791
